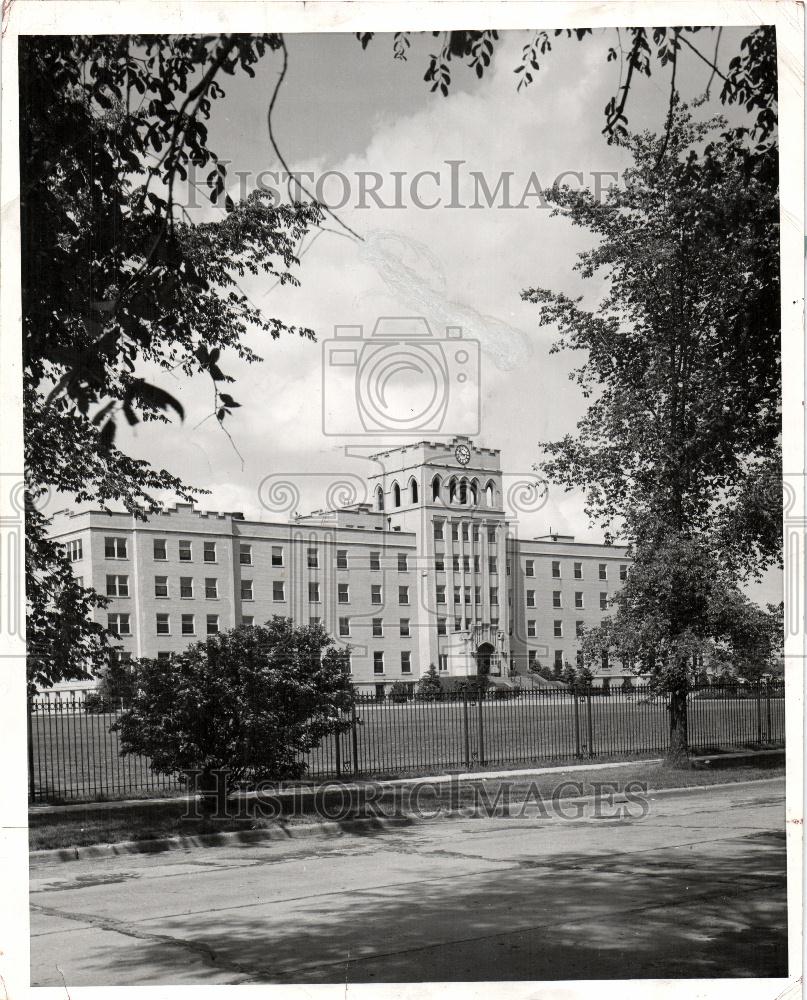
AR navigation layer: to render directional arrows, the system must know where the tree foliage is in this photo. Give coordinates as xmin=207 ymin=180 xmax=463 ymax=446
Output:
xmin=416 ymin=664 xmax=443 ymax=701
xmin=112 ymin=618 xmax=353 ymax=795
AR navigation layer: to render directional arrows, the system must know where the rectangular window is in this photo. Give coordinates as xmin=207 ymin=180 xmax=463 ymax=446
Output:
xmin=575 ymin=591 xmax=584 ymax=609
xmin=156 ymin=613 xmax=170 ymax=635
xmin=107 ymin=613 xmax=131 ymax=636
xmin=372 ymin=618 xmax=383 ymax=637
xmin=156 ymin=651 xmax=171 ymax=662
xmin=576 ymin=620 xmax=584 ymax=638
xmin=451 ymin=524 xmax=459 ymax=541
xmin=66 ymin=539 xmax=83 ymax=561
xmin=454 ymin=617 xmax=462 ymax=632
xmin=370 ymin=551 xmax=380 ymax=571
xmin=487 ymin=529 xmax=496 ymax=544
xmin=309 ymin=582 xmax=320 ymax=603
xmin=554 ymin=649 xmax=564 ymax=669
xmin=437 ymin=617 xmax=447 ymax=636
xmin=465 ymin=618 xmax=472 ymax=630
xmin=435 ymin=555 xmax=445 ymax=572
xmin=272 ymin=580 xmax=285 ymax=602
xmin=106 ymin=574 xmax=129 ymax=597
xmin=373 ymin=651 xmax=384 ymax=675
xmin=178 ymin=539 xmax=192 ymax=562
xmin=205 ymin=578 xmax=218 ymax=599
xmin=574 ymin=562 xmax=583 ymax=579
xmin=489 ymin=556 xmax=498 ymax=574
xmin=181 ymin=614 xmax=195 ymax=636
xmin=474 ymin=555 xmax=481 ymax=573
xmin=242 ymin=616 xmax=254 ymax=627
xmin=552 ymin=560 xmax=561 ymax=579
xmin=155 ymin=576 xmax=168 ymax=598
xmin=206 ymin=614 xmax=219 ymax=635
xmin=489 ymin=587 xmax=498 ymax=605
xmin=600 ymin=592 xmax=608 ymax=611
xmin=204 ymin=540 xmax=216 ymax=563
xmin=153 ymin=538 xmax=167 ymax=561
xmin=433 ymin=522 xmax=444 ymax=541
xmin=399 ymin=618 xmax=410 ymax=637
xmin=599 ymin=563 xmax=607 ymax=580
xmin=436 ymin=584 xmax=446 ymax=605
xmin=271 ymin=545 xmax=283 ymax=567
xmin=554 ymin=620 xmax=563 ymax=638
xmin=526 ymin=590 xmax=536 ymax=608
xmin=438 ymin=654 xmax=448 ymax=672
xmin=472 ymin=525 xmax=480 ymax=542
xmin=241 ymin=580 xmax=253 ymax=601
xmin=453 ymin=586 xmax=461 ymax=604
xmin=474 ymin=586 xmax=481 ymax=604
xmin=240 ymin=544 xmax=252 ymax=566
xmin=371 ymin=584 xmax=382 ymax=605
xmin=339 ymin=616 xmax=351 ymax=637
xmin=180 ymin=577 xmax=193 ymax=599
xmin=461 ymin=523 xmax=469 ymax=542
xmin=105 ymin=536 xmax=127 ymax=559
xmin=338 ymin=582 xmax=350 ymax=604
xmin=525 ymin=559 xmax=534 ymax=577
xmin=491 ymin=616 xmax=499 ymax=628
xmin=527 ymin=620 xmax=536 ymax=638
xmin=528 ymin=650 xmax=537 ymax=667
xmin=397 ymin=552 xmax=408 ymax=571
xmin=464 ymin=586 xmax=471 ymax=604
xmin=307 ymin=547 xmax=319 ymax=569
xmin=336 ymin=549 xmax=348 ymax=570
xmin=310 ymin=616 xmax=320 ymax=626
xmin=619 ymin=564 xmax=628 ymax=581
xmin=398 ymin=585 xmax=409 ymax=605
xmin=452 ymin=555 xmax=460 ymax=572
xmin=401 ymin=651 xmax=411 ymax=674
xmin=552 ymin=591 xmax=562 ymax=609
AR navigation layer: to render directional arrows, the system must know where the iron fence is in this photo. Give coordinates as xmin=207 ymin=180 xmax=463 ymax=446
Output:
xmin=29 ymin=681 xmax=786 ymax=803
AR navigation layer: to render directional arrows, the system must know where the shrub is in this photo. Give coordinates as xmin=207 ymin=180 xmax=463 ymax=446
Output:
xmin=416 ymin=664 xmax=443 ymax=701
xmin=388 ymin=681 xmax=413 ymax=703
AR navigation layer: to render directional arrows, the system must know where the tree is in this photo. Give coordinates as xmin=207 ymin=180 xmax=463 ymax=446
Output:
xmin=112 ymin=618 xmax=353 ymax=808
xmin=527 ymin=105 xmax=780 ymax=764
xmin=417 ymin=664 xmax=443 ymax=701
xmin=21 ymin=35 xmax=320 ymax=688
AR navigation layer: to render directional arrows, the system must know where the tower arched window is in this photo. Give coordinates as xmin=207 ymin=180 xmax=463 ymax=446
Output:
xmin=459 ymin=478 xmax=468 ymax=505
xmin=392 ymin=482 xmax=401 ymax=508
xmin=448 ymin=477 xmax=458 ymax=504
xmin=432 ymin=474 xmax=442 ymax=502
xmin=470 ymin=478 xmax=479 ymax=506
xmin=485 ymin=480 xmax=496 ymax=507
xmin=376 ymin=485 xmax=384 ymax=512
xmin=410 ymin=478 xmax=419 ymax=504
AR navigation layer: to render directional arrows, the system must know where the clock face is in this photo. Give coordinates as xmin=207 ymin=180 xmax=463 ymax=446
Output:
xmin=455 ymin=445 xmax=471 ymax=466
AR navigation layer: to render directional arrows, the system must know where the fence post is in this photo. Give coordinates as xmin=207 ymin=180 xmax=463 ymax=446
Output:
xmin=477 ymin=690 xmax=485 ymax=766
xmin=27 ymin=699 xmax=35 ymax=802
xmin=462 ymin=691 xmax=471 ymax=769
xmin=573 ymin=694 xmax=581 ymax=758
xmin=334 ymin=722 xmax=342 ymax=778
xmin=586 ymin=691 xmax=594 ymax=758
xmin=765 ymin=681 xmax=772 ymax=743
xmin=755 ymin=681 xmax=763 ymax=746
xmin=351 ymin=701 xmax=359 ymax=776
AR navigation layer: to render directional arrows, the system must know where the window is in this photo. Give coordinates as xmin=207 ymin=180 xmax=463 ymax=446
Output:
xmin=204 ymin=540 xmax=216 ymax=563
xmin=242 ymin=616 xmax=254 ymax=627
xmin=105 ymin=536 xmax=127 ymax=559
xmin=271 ymin=545 xmax=283 ymax=567
xmin=106 ymin=574 xmax=129 ymax=597
xmin=491 ymin=616 xmax=499 ymax=628
xmin=599 ymin=563 xmax=607 ymax=580
xmin=400 ymin=618 xmax=410 ymax=637
xmin=435 ymin=555 xmax=445 ymax=572
xmin=526 ymin=590 xmax=536 ymax=608
xmin=554 ymin=650 xmax=564 ymax=669
xmin=474 ymin=586 xmax=481 ymax=604
xmin=179 ymin=539 xmax=192 ymax=562
xmin=307 ymin=547 xmax=319 ymax=569
xmin=574 ymin=562 xmax=583 ymax=579
xmin=576 ymin=620 xmax=584 ymax=638
xmin=552 ymin=591 xmax=562 ymax=609
xmin=107 ymin=613 xmax=130 ymax=636
xmin=338 ymin=583 xmax=350 ymax=604
xmin=465 ymin=618 xmax=472 ymax=630
xmin=241 ymin=580 xmax=253 ymax=601
xmin=453 ymin=586 xmax=461 ymax=604
xmin=464 ymin=586 xmax=471 ymax=604
xmin=397 ymin=552 xmax=408 ymax=572
xmin=157 ymin=651 xmax=171 ymax=662
xmin=398 ymin=585 xmax=409 ymax=605
xmin=376 ymin=485 xmax=385 ymax=512
xmin=155 ymin=576 xmax=168 ymax=598
xmin=438 ymin=654 xmax=448 ymax=672
xmin=461 ymin=523 xmax=469 ymax=541
xmin=436 ymin=585 xmax=446 ymax=605
xmin=66 ymin=539 xmax=83 ymax=561
xmin=336 ymin=549 xmax=348 ymax=570
xmin=451 ymin=524 xmax=459 ymax=541
xmin=525 ymin=559 xmax=534 ymax=577
xmin=452 ymin=555 xmax=460 ymax=572
xmin=207 ymin=614 xmax=219 ymax=635
xmin=373 ymin=651 xmax=384 ymax=675
xmin=273 ymin=580 xmax=285 ymax=602
xmin=528 ymin=650 xmax=537 ymax=667
xmin=554 ymin=620 xmax=563 ymax=638
xmin=401 ymin=651 xmax=411 ymax=674
xmin=489 ymin=556 xmax=498 ymax=574
xmin=619 ymin=564 xmax=628 ymax=581
xmin=600 ymin=592 xmax=608 ymax=611
xmin=432 ymin=476 xmax=441 ymax=502
xmin=339 ymin=616 xmax=351 ymax=637
xmin=156 ymin=613 xmax=170 ymax=635
xmin=240 ymin=544 xmax=252 ymax=566
xmin=205 ymin=578 xmax=218 ymax=599
xmin=575 ymin=591 xmax=584 ymax=609
xmin=393 ymin=482 xmax=401 ymax=507
xmin=473 ymin=525 xmax=480 ymax=542
xmin=309 ymin=582 xmax=320 ymax=603
xmin=437 ymin=617 xmax=447 ymax=636
xmin=181 ymin=614 xmax=195 ymax=636
xmin=474 ymin=555 xmax=481 ymax=573
xmin=180 ymin=577 xmax=193 ymax=599
xmin=487 ymin=528 xmax=496 ymax=544
xmin=601 ymin=650 xmax=610 ymax=670
xmin=490 ymin=587 xmax=498 ymax=605
xmin=527 ymin=620 xmax=536 ymax=638
xmin=372 ymin=618 xmax=383 ymax=637
xmin=370 ymin=551 xmax=381 ymax=571
xmin=454 ymin=617 xmax=462 ymax=632
xmin=150 ymin=538 xmax=166 ymax=561
xmin=433 ymin=522 xmax=444 ymax=541
xmin=371 ymin=584 xmax=382 ymax=605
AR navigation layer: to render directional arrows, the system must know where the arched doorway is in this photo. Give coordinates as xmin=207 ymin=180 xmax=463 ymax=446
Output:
xmin=476 ymin=642 xmax=495 ymax=677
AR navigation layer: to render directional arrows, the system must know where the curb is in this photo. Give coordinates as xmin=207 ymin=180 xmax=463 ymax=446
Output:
xmin=29 ymin=775 xmax=785 ymax=867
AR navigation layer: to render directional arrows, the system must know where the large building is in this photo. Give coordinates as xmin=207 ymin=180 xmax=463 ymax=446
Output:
xmin=48 ymin=437 xmax=631 ymax=695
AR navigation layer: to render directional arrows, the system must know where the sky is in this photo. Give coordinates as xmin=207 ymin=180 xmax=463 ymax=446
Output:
xmin=56 ymin=26 xmax=782 ymax=603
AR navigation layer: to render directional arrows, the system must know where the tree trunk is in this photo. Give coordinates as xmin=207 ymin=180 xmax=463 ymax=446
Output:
xmin=198 ymin=767 xmax=227 ymax=817
xmin=666 ymin=688 xmax=690 ymax=768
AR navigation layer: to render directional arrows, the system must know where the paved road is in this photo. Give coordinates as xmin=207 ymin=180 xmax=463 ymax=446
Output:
xmin=30 ymin=779 xmax=788 ymax=985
